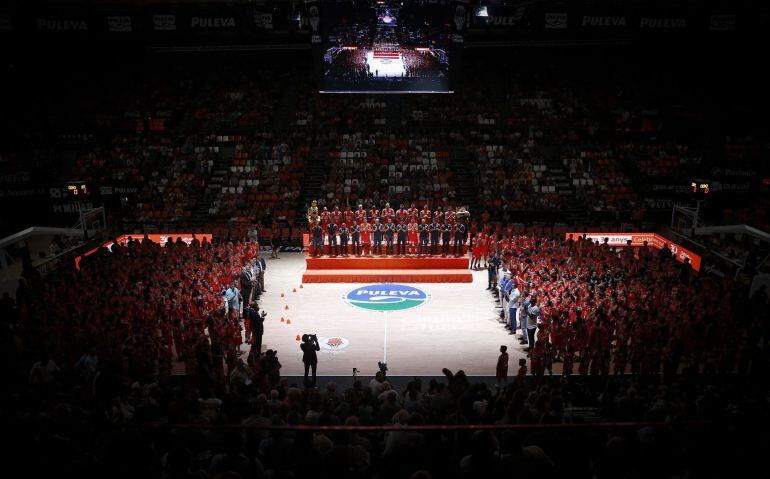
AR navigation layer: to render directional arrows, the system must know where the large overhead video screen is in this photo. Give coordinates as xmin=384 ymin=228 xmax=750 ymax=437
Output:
xmin=320 ymin=1 xmax=452 ymax=93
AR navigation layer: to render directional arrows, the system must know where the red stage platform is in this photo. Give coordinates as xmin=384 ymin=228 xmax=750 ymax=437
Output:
xmin=306 ymin=255 xmax=469 ymax=270
xmin=303 ymin=249 xmax=473 ymax=283
xmin=302 ymin=269 xmax=473 ymax=283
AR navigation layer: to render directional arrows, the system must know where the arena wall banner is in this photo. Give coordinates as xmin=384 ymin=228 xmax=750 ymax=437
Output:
xmin=74 ymin=233 xmax=212 ymax=270
xmin=544 ymin=12 xmax=568 ymax=30
xmin=151 ymin=13 xmax=177 ymax=31
xmin=305 ymin=0 xmax=322 ymax=44
xmin=35 ymin=16 xmax=90 ymax=32
xmin=471 ymin=4 xmax=539 ymax=32
xmin=575 ymin=10 xmax=629 ymax=30
xmin=0 ymin=12 xmax=12 ymax=31
xmin=452 ymin=0 xmax=469 ymax=42
xmin=106 ymin=15 xmax=132 ymax=33
xmin=6 ymin=2 xmax=760 ymax=39
xmin=565 ymin=232 xmax=701 ymax=271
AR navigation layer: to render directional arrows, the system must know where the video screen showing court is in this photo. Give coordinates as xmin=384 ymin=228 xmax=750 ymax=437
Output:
xmin=320 ymin=1 xmax=452 ymax=93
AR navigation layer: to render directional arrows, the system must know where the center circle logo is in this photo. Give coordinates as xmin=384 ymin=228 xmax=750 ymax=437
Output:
xmin=319 ymin=337 xmax=350 ymax=351
xmin=344 ymin=283 xmax=430 ymax=312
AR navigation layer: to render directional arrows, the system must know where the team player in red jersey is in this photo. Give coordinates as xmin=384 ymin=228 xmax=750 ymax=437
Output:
xmin=368 ymin=207 xmax=380 ymax=226
xmin=360 ymin=221 xmax=372 ymax=255
xmin=407 ymin=218 xmax=419 ymax=254
xmin=471 ymin=233 xmax=483 ymax=270
xmin=331 ymin=206 xmax=343 ymax=227
xmin=445 ymin=206 xmax=456 ymax=226
xmin=477 ymin=230 xmax=489 ymax=268
xmin=343 ymin=205 xmax=354 ymax=227
xmin=355 ymin=204 xmax=367 ymax=225
xmin=471 ymin=231 xmax=486 ymax=270
xmin=433 ymin=205 xmax=444 ymax=224
xmin=485 ymin=230 xmax=495 ymax=267
xmin=407 ymin=203 xmax=419 ymax=223
xmin=395 ymin=204 xmax=408 ymax=225
xmin=381 ymin=202 xmax=395 ymax=223
xmin=420 ymin=204 xmax=432 ymax=223
xmin=319 ymin=207 xmax=330 ymax=234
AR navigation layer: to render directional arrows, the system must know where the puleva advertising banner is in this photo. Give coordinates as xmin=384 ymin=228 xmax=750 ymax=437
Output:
xmin=565 ymin=232 xmax=702 ymax=271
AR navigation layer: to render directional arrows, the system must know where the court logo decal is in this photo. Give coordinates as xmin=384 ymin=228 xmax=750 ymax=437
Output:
xmin=319 ymin=337 xmax=350 ymax=351
xmin=343 ymin=283 xmax=430 ymax=312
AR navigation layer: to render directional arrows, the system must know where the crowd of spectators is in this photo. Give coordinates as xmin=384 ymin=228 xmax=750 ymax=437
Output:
xmin=322 ymin=131 xmax=456 ymax=207
xmin=402 ymin=50 xmax=444 ymax=77
xmin=470 ymin=131 xmax=564 ymax=216
xmin=16 ymin=237 xmax=262 ymax=383
xmin=3 ymin=29 xmax=770 ymax=479
xmin=3 ymin=45 xmax=768 ymax=238
xmin=73 ymin=135 xmax=216 ymax=225
xmin=487 ymin=234 xmax=766 ymax=378
xmin=208 ymin=133 xmax=307 ymax=226
xmin=3 ymin=230 xmax=768 ymax=476
xmin=571 ymin=147 xmax=638 ymax=213
xmin=325 ymin=48 xmax=370 ymax=82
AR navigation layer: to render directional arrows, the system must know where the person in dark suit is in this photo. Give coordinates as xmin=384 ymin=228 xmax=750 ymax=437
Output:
xmin=418 ymin=219 xmax=429 ymax=256
xmin=372 ymin=219 xmax=383 ymax=255
xmin=487 ymin=253 xmax=500 ymax=290
xmin=396 ymin=221 xmax=407 ymax=256
xmin=312 ymin=224 xmax=323 ymax=257
xmin=430 ymin=220 xmax=441 ymax=256
xmin=453 ymin=222 xmax=466 ymax=256
xmin=257 ymin=256 xmax=266 ymax=293
xmin=245 ymin=302 xmax=265 ymax=355
xmin=327 ymin=222 xmax=339 ymax=256
xmin=239 ymin=262 xmax=253 ymax=307
xmin=385 ymin=218 xmax=395 ymax=255
xmin=339 ymin=224 xmax=350 ymax=256
xmin=442 ymin=220 xmax=452 ymax=257
xmin=301 ymin=334 xmax=320 ymax=387
xmin=351 ymin=223 xmax=361 ymax=256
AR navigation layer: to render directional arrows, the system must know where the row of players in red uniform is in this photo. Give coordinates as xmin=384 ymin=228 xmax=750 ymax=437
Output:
xmin=307 ymin=202 xmax=483 ymax=257
xmin=309 ymin=203 xmax=466 ymax=231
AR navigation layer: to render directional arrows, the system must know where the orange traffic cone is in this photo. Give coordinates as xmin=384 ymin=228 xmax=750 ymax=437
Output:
xmin=285 ymin=305 xmax=289 ymax=310
xmin=299 ymin=284 xmax=303 ymax=289
xmin=286 ymin=319 xmax=292 ymax=325
xmin=280 ymin=317 xmax=285 ymax=322
xmin=281 ymin=293 xmax=285 ymax=298
xmin=295 ymin=335 xmax=301 ymax=341
xmin=293 ymin=288 xmax=297 ymax=293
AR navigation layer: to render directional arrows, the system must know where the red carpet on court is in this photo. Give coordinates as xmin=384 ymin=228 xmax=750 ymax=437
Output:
xmin=303 ymin=254 xmax=472 ymax=283
xmin=305 ymin=255 xmax=469 ymax=270
xmin=302 ymin=268 xmax=472 ymax=283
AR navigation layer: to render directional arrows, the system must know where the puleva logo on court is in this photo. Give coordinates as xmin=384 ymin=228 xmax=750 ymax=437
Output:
xmin=344 ymin=283 xmax=430 ymax=312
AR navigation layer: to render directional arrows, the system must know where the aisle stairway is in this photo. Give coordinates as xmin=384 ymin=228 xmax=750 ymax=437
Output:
xmin=385 ymin=96 xmax=402 ymax=128
xmin=298 ymin=147 xmax=328 ymax=226
xmin=275 ymin=77 xmax=302 ymax=128
xmin=191 ymin=145 xmax=234 ymax=223
xmin=449 ymin=146 xmax=478 ymax=212
xmin=544 ymin=150 xmax=584 ymax=224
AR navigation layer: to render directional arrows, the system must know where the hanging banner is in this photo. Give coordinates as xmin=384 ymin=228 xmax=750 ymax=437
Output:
xmin=152 ymin=14 xmax=176 ymax=31
xmin=107 ymin=15 xmax=132 ymax=32
xmin=74 ymin=233 xmax=213 ymax=269
xmin=565 ymin=232 xmax=702 ymax=271
xmin=544 ymin=12 xmax=568 ymax=30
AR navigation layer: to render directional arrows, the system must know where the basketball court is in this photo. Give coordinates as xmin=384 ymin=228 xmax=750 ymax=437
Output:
xmin=366 ymin=50 xmax=406 ymax=77
xmin=252 ymin=252 xmax=536 ymax=378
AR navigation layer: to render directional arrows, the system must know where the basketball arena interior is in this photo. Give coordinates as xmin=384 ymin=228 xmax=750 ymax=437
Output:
xmin=1 ymin=1 xmax=769 ymax=478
